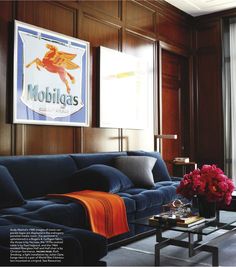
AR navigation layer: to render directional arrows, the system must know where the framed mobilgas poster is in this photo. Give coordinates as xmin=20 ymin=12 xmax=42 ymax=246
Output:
xmin=98 ymin=46 xmax=148 ymax=129
xmin=13 ymin=20 xmax=89 ymax=127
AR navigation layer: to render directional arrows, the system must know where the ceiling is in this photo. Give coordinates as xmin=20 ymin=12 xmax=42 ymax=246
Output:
xmin=164 ymin=0 xmax=236 ymax=17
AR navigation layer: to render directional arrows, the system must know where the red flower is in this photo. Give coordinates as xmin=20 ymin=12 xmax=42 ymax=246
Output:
xmin=176 ymin=164 xmax=235 ymax=205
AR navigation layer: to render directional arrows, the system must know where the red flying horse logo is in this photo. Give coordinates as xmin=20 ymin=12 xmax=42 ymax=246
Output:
xmin=26 ymin=44 xmax=79 ymax=94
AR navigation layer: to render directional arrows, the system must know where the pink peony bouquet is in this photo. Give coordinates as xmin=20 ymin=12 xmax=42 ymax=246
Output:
xmin=176 ymin=164 xmax=235 ymax=205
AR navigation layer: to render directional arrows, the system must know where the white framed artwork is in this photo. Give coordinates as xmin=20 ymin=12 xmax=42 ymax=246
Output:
xmin=98 ymin=46 xmax=149 ymax=129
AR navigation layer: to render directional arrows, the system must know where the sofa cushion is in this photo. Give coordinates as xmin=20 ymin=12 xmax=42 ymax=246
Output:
xmin=0 ymin=193 xmax=136 ymax=228
xmin=114 ymin=156 xmax=156 ymax=188
xmin=0 ymin=155 xmax=78 ymax=198
xmin=0 ymin=198 xmax=88 ymax=229
xmin=0 ymin=165 xmax=25 ymax=209
xmin=70 ymin=152 xmax=127 ymax=169
xmin=70 ymin=164 xmax=133 ymax=193
xmin=127 ymin=151 xmax=171 ymax=182
xmin=117 ymin=181 xmax=179 ymax=212
xmin=0 ymin=216 xmax=107 ymax=266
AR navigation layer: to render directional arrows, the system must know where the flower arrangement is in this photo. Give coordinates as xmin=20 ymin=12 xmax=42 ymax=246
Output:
xmin=176 ymin=164 xmax=235 ymax=205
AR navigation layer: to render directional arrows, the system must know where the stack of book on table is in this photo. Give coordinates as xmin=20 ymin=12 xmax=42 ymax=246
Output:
xmin=173 ymin=157 xmax=190 ymax=163
xmin=149 ymin=213 xmax=205 ymax=228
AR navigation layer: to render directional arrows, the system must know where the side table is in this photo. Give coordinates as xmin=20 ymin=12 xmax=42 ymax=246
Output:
xmin=172 ymin=161 xmax=197 ymax=177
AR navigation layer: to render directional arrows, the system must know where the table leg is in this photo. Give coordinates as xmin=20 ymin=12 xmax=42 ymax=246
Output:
xmin=199 ymin=245 xmax=219 ymax=267
xmin=155 ymin=239 xmax=171 ymax=266
xmin=188 ymin=233 xmax=194 ymax=257
xmin=156 ymin=228 xmax=162 ymax=242
xmin=197 ymin=233 xmax=202 ymax=242
xmin=212 ymin=247 xmax=219 ymax=267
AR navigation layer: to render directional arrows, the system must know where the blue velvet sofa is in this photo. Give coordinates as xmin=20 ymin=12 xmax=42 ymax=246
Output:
xmin=0 ymin=151 xmax=180 ymax=265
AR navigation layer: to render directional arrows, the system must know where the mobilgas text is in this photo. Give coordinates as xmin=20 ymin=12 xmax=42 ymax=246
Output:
xmin=27 ymin=84 xmax=79 ymax=107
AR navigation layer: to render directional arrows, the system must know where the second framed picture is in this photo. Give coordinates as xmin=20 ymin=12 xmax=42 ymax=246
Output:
xmin=98 ymin=46 xmax=149 ymax=129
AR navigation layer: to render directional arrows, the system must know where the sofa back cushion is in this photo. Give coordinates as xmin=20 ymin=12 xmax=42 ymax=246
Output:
xmin=0 ymin=165 xmax=25 ymax=208
xmin=127 ymin=151 xmax=171 ymax=182
xmin=70 ymin=164 xmax=133 ymax=193
xmin=70 ymin=152 xmax=127 ymax=169
xmin=0 ymin=155 xmax=77 ymax=199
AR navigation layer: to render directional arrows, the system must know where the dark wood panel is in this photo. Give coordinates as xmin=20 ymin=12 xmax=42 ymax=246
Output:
xmin=162 ymin=85 xmax=180 ymax=174
xmin=123 ymin=30 xmax=154 ymax=151
xmin=15 ymin=1 xmax=76 ymax=155
xmin=80 ymin=13 xmax=121 ymax=152
xmin=16 ymin=1 xmax=34 ymax=23
xmin=17 ymin=1 xmax=75 ymax=34
xmin=24 ymin=125 xmax=75 ymax=155
xmin=33 ymin=1 xmax=75 ymax=35
xmin=126 ymin=0 xmax=155 ymax=34
xmin=194 ymin=18 xmax=222 ymax=168
xmin=196 ymin=23 xmax=219 ymax=49
xmin=162 ymin=56 xmax=180 ymax=79
xmin=158 ymin=13 xmax=191 ymax=49
xmin=15 ymin=125 xmax=24 ymax=155
xmin=80 ymin=0 xmax=121 ymax=20
xmin=15 ymin=124 xmax=76 ymax=155
xmin=82 ymin=127 xmax=121 ymax=153
xmin=0 ymin=1 xmax=13 ymax=155
xmin=161 ymin=49 xmax=190 ymax=174
xmin=196 ymin=50 xmax=223 ymax=167
xmin=162 ymin=75 xmax=179 ymax=89
xmin=81 ymin=14 xmax=120 ymax=49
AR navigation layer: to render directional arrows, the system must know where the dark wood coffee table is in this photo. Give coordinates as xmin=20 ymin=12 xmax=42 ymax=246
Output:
xmin=131 ymin=210 xmax=236 ymax=266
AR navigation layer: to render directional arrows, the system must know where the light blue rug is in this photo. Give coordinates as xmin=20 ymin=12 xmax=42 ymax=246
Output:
xmin=103 ymin=228 xmax=236 ymax=266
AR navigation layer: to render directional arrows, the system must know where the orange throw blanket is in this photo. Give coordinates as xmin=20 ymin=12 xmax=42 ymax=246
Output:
xmin=48 ymin=190 xmax=129 ymax=238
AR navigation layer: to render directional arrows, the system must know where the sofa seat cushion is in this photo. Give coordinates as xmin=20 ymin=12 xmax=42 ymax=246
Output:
xmin=117 ymin=181 xmax=179 ymax=212
xmin=113 ymin=194 xmax=136 ymax=214
xmin=0 ymin=194 xmax=137 ymax=229
xmin=153 ymin=181 xmax=180 ymax=203
xmin=0 ymin=198 xmax=88 ymax=229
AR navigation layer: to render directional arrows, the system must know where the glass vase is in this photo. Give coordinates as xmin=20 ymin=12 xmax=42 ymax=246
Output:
xmin=197 ymin=196 xmax=216 ymax=219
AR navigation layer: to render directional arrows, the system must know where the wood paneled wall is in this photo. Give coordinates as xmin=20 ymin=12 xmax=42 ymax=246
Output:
xmin=0 ymin=0 xmax=193 ymax=156
xmin=193 ymin=8 xmax=236 ymax=168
